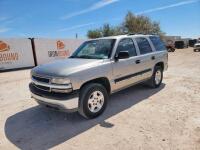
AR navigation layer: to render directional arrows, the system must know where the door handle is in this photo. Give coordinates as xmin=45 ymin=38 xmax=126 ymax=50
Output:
xmin=151 ymin=56 xmax=155 ymax=60
xmin=135 ymin=60 xmax=141 ymax=64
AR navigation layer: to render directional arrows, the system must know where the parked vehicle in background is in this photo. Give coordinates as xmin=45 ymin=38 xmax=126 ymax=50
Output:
xmin=189 ymin=39 xmax=197 ymax=47
xmin=175 ymin=40 xmax=188 ymax=49
xmin=166 ymin=40 xmax=175 ymax=52
xmin=163 ymin=37 xmax=190 ymax=51
xmin=29 ymin=34 xmax=168 ymax=119
xmin=182 ymin=38 xmax=189 ymax=48
xmin=194 ymin=40 xmax=200 ymax=52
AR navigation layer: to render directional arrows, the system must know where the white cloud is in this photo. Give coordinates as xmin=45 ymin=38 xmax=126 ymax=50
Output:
xmin=136 ymin=0 xmax=200 ymax=15
xmin=61 ymin=0 xmax=119 ymax=20
xmin=59 ymin=0 xmax=199 ymax=33
xmin=58 ymin=22 xmax=95 ymax=31
xmin=0 ymin=16 xmax=8 ymax=22
xmin=0 ymin=27 xmax=11 ymax=33
xmin=107 ymin=0 xmax=200 ymax=23
xmin=0 ymin=16 xmax=14 ymax=33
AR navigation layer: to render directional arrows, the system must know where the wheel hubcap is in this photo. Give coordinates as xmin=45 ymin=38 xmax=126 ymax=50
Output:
xmin=88 ymin=91 xmax=104 ymax=113
xmin=155 ymin=70 xmax=162 ymax=85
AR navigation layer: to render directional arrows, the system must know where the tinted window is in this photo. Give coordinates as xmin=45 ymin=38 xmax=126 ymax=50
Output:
xmin=116 ymin=38 xmax=137 ymax=57
xmin=150 ymin=36 xmax=166 ymax=51
xmin=136 ymin=37 xmax=152 ymax=54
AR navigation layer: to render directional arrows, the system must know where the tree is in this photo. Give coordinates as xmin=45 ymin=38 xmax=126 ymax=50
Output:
xmin=87 ymin=29 xmax=102 ymax=39
xmin=102 ymin=24 xmax=112 ymax=37
xmin=87 ymin=11 xmax=165 ymax=39
xmin=123 ymin=11 xmax=164 ymax=35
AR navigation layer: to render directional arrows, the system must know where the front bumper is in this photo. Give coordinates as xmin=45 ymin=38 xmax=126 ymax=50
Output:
xmin=29 ymin=83 xmax=79 ymax=112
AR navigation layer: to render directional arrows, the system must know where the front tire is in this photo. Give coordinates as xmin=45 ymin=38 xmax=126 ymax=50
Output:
xmin=148 ymin=66 xmax=163 ymax=88
xmin=78 ymin=83 xmax=108 ymax=119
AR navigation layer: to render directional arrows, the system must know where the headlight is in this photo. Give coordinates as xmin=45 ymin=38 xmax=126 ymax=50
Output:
xmin=51 ymin=78 xmax=71 ymax=85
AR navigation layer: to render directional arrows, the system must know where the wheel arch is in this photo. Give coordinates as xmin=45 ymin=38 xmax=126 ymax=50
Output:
xmin=80 ymin=77 xmax=111 ymax=94
xmin=155 ymin=62 xmax=164 ymax=70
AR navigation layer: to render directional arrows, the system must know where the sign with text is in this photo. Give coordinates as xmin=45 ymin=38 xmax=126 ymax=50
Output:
xmin=34 ymin=39 xmax=85 ymax=65
xmin=0 ymin=38 xmax=35 ymax=70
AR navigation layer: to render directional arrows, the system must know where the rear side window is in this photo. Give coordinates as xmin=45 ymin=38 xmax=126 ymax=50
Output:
xmin=136 ymin=37 xmax=152 ymax=54
xmin=116 ymin=38 xmax=137 ymax=57
xmin=150 ymin=36 xmax=166 ymax=51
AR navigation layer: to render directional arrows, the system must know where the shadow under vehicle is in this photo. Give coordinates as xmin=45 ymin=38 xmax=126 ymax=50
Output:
xmin=5 ymin=83 xmax=165 ymax=150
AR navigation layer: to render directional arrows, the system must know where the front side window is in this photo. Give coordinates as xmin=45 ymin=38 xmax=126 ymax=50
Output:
xmin=116 ymin=38 xmax=137 ymax=57
xmin=136 ymin=37 xmax=152 ymax=54
xmin=71 ymin=39 xmax=116 ymax=59
xmin=150 ymin=36 xmax=166 ymax=51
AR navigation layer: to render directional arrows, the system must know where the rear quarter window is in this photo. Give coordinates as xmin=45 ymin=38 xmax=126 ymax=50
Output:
xmin=150 ymin=36 xmax=166 ymax=51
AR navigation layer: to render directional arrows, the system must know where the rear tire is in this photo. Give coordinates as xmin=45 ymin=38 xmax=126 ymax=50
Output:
xmin=148 ymin=66 xmax=163 ymax=88
xmin=167 ymin=48 xmax=171 ymax=52
xmin=78 ymin=83 xmax=108 ymax=119
xmin=167 ymin=47 xmax=175 ymax=52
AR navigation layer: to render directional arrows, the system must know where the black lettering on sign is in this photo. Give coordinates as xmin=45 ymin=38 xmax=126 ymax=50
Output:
xmin=48 ymin=50 xmax=69 ymax=57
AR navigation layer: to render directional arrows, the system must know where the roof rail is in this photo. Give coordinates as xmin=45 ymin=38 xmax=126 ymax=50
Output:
xmin=127 ymin=33 xmax=160 ymax=36
xmin=128 ymin=33 xmax=147 ymax=35
xmin=127 ymin=33 xmax=135 ymax=35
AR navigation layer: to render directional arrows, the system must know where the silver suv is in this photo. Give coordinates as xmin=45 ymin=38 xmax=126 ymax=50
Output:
xmin=29 ymin=35 xmax=168 ymax=119
xmin=194 ymin=40 xmax=200 ymax=52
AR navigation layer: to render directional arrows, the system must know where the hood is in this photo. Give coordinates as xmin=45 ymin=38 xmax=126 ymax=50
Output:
xmin=195 ymin=43 xmax=200 ymax=46
xmin=32 ymin=58 xmax=104 ymax=77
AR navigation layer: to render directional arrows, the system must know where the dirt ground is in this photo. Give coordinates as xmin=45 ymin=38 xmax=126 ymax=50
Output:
xmin=0 ymin=48 xmax=200 ymax=150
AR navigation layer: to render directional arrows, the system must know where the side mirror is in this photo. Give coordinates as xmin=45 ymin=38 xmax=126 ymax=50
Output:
xmin=115 ymin=51 xmax=129 ymax=60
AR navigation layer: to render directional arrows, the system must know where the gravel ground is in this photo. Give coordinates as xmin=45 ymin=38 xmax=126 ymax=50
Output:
xmin=0 ymin=48 xmax=200 ymax=150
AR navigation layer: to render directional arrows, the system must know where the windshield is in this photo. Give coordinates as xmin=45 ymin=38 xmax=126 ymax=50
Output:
xmin=70 ymin=39 xmax=116 ymax=59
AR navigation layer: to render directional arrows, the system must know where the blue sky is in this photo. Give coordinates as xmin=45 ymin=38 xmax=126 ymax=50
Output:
xmin=0 ymin=0 xmax=199 ymax=38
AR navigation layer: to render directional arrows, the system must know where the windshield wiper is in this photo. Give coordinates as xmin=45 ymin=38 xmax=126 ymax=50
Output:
xmin=70 ymin=55 xmax=103 ymax=59
xmin=78 ymin=55 xmax=95 ymax=59
xmin=71 ymin=55 xmax=97 ymax=59
xmin=69 ymin=56 xmax=77 ymax=58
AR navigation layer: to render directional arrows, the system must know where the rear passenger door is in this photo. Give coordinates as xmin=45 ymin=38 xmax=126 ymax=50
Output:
xmin=134 ymin=37 xmax=155 ymax=80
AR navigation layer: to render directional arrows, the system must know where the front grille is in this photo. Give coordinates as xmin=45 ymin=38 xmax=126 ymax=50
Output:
xmin=33 ymin=83 xmax=50 ymax=92
xmin=32 ymin=75 xmax=50 ymax=83
xmin=29 ymin=83 xmax=79 ymax=100
xmin=196 ymin=45 xmax=200 ymax=48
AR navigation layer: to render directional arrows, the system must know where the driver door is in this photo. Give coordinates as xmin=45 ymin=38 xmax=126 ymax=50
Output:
xmin=112 ymin=38 xmax=141 ymax=92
